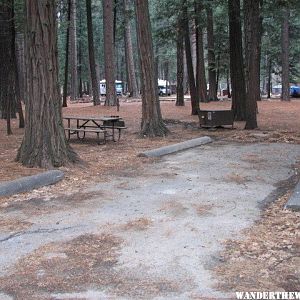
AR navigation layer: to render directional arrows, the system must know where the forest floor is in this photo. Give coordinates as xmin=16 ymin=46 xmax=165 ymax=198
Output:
xmin=0 ymin=97 xmax=300 ymax=299
xmin=2 ymin=97 xmax=300 ymax=184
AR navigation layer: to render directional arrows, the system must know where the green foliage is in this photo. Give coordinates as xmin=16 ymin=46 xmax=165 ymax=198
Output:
xmin=57 ymin=0 xmax=102 ymax=87
xmin=261 ymin=0 xmax=300 ymax=83
xmin=10 ymin=0 xmax=300 ymax=90
xmin=14 ymin=0 xmax=24 ymax=32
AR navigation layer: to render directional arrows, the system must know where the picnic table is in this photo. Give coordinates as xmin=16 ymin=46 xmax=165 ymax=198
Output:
xmin=63 ymin=115 xmax=126 ymax=144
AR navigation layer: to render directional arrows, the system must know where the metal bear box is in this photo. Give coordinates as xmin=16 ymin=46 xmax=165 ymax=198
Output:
xmin=198 ymin=110 xmax=234 ymax=128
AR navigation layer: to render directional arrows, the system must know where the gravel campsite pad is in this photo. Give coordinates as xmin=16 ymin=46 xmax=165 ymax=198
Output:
xmin=0 ymin=141 xmax=299 ymax=299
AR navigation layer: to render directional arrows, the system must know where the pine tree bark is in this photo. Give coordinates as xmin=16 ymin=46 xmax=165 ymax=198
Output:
xmin=176 ymin=15 xmax=185 ymax=106
xmin=267 ymin=57 xmax=272 ymax=99
xmin=69 ymin=0 xmax=78 ymax=101
xmin=165 ymin=61 xmax=169 ymax=94
xmin=216 ymin=53 xmax=220 ymax=96
xmin=103 ymin=0 xmax=117 ymax=105
xmin=244 ymin=0 xmax=262 ymax=107
xmin=135 ymin=0 xmax=168 ymax=137
xmin=195 ymin=0 xmax=207 ymax=103
xmin=228 ymin=0 xmax=246 ymax=120
xmin=113 ymin=0 xmax=117 ymax=44
xmin=256 ymin=3 xmax=263 ymax=101
xmin=183 ymin=49 xmax=189 ymax=94
xmin=63 ymin=0 xmax=71 ymax=107
xmin=17 ymin=0 xmax=78 ymax=168
xmin=120 ymin=53 xmax=125 ymax=84
xmin=0 ymin=0 xmax=17 ymax=134
xmin=124 ymin=37 xmax=129 ymax=90
xmin=244 ymin=0 xmax=259 ymax=129
xmin=11 ymin=3 xmax=25 ymax=128
xmin=281 ymin=7 xmax=290 ymax=101
xmin=183 ymin=2 xmax=199 ymax=115
xmin=78 ymin=8 xmax=83 ymax=98
xmin=16 ymin=91 xmax=25 ymax=128
xmin=206 ymin=5 xmax=217 ymax=101
xmin=124 ymin=0 xmax=139 ymax=98
xmin=15 ymin=33 xmax=25 ymax=102
xmin=86 ymin=0 xmax=100 ymax=105
xmin=226 ymin=68 xmax=231 ymax=98
xmin=191 ymin=26 xmax=197 ymax=81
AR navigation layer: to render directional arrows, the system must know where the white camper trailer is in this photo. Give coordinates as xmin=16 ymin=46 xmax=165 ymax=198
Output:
xmin=158 ymin=79 xmax=171 ymax=96
xmin=100 ymin=80 xmax=123 ymax=96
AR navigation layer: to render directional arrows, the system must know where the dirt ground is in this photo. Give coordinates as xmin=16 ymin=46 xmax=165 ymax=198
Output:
xmin=0 ymin=97 xmax=300 ymax=299
xmin=215 ymin=191 xmax=300 ymax=293
xmin=1 ymin=141 xmax=299 ymax=299
xmin=1 ymin=98 xmax=300 ymax=185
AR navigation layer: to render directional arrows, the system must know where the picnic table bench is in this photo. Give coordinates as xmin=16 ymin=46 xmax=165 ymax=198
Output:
xmin=63 ymin=115 xmax=127 ymax=144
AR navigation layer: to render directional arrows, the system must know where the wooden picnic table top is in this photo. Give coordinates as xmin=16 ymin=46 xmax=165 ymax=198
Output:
xmin=63 ymin=115 xmax=121 ymax=122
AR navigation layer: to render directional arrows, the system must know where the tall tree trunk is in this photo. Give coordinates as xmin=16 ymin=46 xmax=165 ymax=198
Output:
xmin=228 ymin=0 xmax=246 ymax=120
xmin=216 ymin=53 xmax=220 ymax=96
xmin=6 ymin=95 xmax=12 ymax=135
xmin=17 ymin=0 xmax=78 ymax=168
xmin=124 ymin=43 xmax=130 ymax=91
xmin=120 ymin=53 xmax=125 ymax=84
xmin=226 ymin=68 xmax=231 ymax=98
xmin=195 ymin=0 xmax=207 ymax=103
xmin=16 ymin=94 xmax=24 ymax=129
xmin=244 ymin=0 xmax=262 ymax=106
xmin=86 ymin=0 xmax=100 ymax=105
xmin=86 ymin=81 xmax=90 ymax=95
xmin=165 ymin=61 xmax=169 ymax=95
xmin=267 ymin=57 xmax=272 ymax=99
xmin=63 ymin=0 xmax=71 ymax=107
xmin=0 ymin=0 xmax=17 ymax=134
xmin=256 ymin=3 xmax=263 ymax=101
xmin=12 ymin=3 xmax=25 ymax=129
xmin=176 ymin=15 xmax=185 ymax=106
xmin=281 ymin=7 xmax=290 ymax=101
xmin=113 ymin=0 xmax=117 ymax=43
xmin=244 ymin=0 xmax=260 ymax=129
xmin=183 ymin=49 xmax=189 ymax=94
xmin=191 ymin=26 xmax=197 ymax=81
xmin=135 ymin=0 xmax=168 ymax=137
xmin=206 ymin=5 xmax=217 ymax=101
xmin=103 ymin=0 xmax=117 ymax=106
xmin=183 ymin=2 xmax=199 ymax=115
xmin=15 ymin=33 xmax=25 ymax=102
xmin=155 ymin=43 xmax=159 ymax=84
xmin=78 ymin=8 xmax=83 ymax=98
xmin=124 ymin=0 xmax=139 ymax=98
xmin=70 ymin=0 xmax=78 ymax=101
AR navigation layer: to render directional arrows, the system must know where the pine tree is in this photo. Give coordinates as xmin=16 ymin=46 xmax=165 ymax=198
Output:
xmin=17 ymin=0 xmax=78 ymax=167
xmin=135 ymin=0 xmax=169 ymax=137
xmin=103 ymin=0 xmax=117 ymax=105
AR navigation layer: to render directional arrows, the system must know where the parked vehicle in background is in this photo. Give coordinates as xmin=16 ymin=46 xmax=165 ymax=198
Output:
xmin=272 ymin=84 xmax=300 ymax=97
xmin=158 ymin=79 xmax=171 ymax=96
xmin=158 ymin=86 xmax=171 ymax=96
xmin=100 ymin=80 xmax=123 ymax=96
xmin=290 ymin=86 xmax=300 ymax=97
